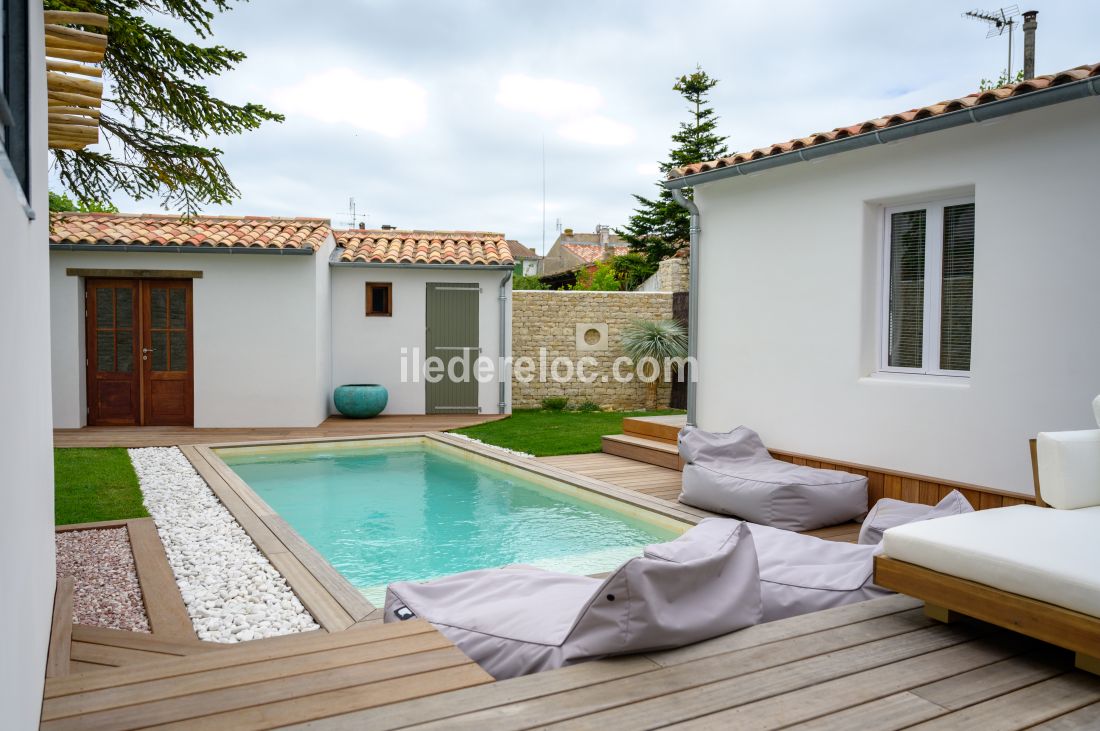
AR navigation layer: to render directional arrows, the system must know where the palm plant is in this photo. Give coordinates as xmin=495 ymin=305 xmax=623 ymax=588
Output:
xmin=621 ymin=319 xmax=688 ymax=409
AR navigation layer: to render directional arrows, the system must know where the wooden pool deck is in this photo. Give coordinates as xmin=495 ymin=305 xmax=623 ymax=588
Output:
xmin=46 ymin=432 xmax=1100 ymax=728
xmin=53 ymin=414 xmax=504 ymax=448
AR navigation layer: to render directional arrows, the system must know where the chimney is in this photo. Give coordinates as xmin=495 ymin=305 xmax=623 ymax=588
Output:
xmin=357 ymin=222 xmax=365 ymax=230
xmin=1022 ymin=10 xmax=1038 ymax=80
xmin=597 ymin=224 xmax=610 ymax=246
xmin=563 ymin=227 xmax=573 ymax=237
xmin=381 ymin=224 xmax=396 ymax=231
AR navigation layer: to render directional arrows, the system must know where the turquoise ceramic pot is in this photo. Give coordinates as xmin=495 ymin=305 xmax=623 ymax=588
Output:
xmin=333 ymin=384 xmax=388 ymax=418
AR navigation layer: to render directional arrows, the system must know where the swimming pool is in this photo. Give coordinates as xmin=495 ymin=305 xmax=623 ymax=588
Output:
xmin=216 ymin=438 xmax=684 ymax=605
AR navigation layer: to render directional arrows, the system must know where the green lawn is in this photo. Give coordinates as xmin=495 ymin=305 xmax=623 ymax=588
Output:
xmin=55 ymin=448 xmax=149 ymax=525
xmin=452 ymin=409 xmax=684 ymax=457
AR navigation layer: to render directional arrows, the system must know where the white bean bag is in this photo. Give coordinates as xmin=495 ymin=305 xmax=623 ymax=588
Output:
xmin=678 ymin=426 xmax=868 ymax=531
xmin=857 ymin=490 xmax=974 ymax=545
xmin=747 ymin=523 xmax=892 ymax=622
xmin=383 ymin=519 xmax=762 ymax=679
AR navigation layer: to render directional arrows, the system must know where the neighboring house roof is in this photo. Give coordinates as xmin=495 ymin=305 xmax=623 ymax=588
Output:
xmin=557 ymin=231 xmax=627 ymax=246
xmin=670 ymin=61 xmax=1100 ymax=180
xmin=505 ymin=239 xmax=540 ymax=260
xmin=49 ymin=212 xmax=331 ymax=252
xmin=562 ymin=243 xmax=630 ymax=264
xmin=334 ymin=230 xmax=514 ymax=266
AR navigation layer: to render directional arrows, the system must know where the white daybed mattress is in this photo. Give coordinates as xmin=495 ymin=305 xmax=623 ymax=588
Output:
xmin=882 ymin=504 xmax=1100 ymax=618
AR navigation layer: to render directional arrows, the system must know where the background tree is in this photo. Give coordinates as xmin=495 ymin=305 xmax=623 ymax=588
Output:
xmin=617 ymin=67 xmax=729 ymax=266
xmin=570 ymin=260 xmax=621 ymax=291
xmin=45 ymin=0 xmax=283 ymax=214
xmin=49 ymin=190 xmax=118 ymax=212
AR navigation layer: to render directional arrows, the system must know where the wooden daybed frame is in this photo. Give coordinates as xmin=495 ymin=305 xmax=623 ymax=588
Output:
xmin=873 ymin=438 xmax=1100 ymax=676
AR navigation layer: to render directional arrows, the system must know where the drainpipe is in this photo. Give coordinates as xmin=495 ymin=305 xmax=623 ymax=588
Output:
xmin=1022 ymin=10 xmax=1038 ymax=80
xmin=498 ymin=270 xmax=513 ymax=414
xmin=670 ymin=188 xmax=700 ymax=427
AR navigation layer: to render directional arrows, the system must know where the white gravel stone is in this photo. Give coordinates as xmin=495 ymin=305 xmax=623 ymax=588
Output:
xmin=128 ymin=447 xmax=320 ymax=642
xmin=446 ymin=433 xmax=534 ymax=459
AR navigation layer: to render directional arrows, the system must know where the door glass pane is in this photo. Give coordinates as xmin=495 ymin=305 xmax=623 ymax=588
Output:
xmin=169 ymin=288 xmax=187 ymax=329
xmin=151 ymin=331 xmax=168 ymax=371
xmin=169 ymin=332 xmax=188 ymax=371
xmin=96 ymin=331 xmax=116 ymax=371
xmin=95 ymin=288 xmax=115 ymax=327
xmin=116 ymin=330 xmax=134 ymax=373
xmin=151 ymin=288 xmax=168 ymax=329
xmin=941 ymin=203 xmax=975 ymax=372
xmin=116 ymin=286 xmax=133 ymax=326
xmin=887 ymin=209 xmax=926 ymax=369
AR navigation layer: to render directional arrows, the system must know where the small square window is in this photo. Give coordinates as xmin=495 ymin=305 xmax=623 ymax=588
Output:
xmin=365 ymin=282 xmax=392 ymax=316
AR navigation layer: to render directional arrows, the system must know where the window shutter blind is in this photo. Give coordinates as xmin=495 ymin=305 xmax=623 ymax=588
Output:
xmin=888 ymin=209 xmax=926 ymax=369
xmin=940 ymin=203 xmax=975 ymax=371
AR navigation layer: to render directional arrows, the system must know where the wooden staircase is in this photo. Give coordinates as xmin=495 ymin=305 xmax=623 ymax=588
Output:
xmin=601 ymin=415 xmax=686 ymax=470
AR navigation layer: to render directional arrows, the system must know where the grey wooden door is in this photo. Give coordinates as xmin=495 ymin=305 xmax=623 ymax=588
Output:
xmin=425 ymin=282 xmax=481 ymax=413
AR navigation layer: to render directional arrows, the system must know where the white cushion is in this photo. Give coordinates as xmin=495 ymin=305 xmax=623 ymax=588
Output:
xmin=1037 ymin=429 xmax=1100 ymax=510
xmin=882 ymin=504 xmax=1100 ymax=618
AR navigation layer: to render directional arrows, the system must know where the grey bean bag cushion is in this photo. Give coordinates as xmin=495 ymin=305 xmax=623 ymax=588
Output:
xmin=748 ymin=523 xmax=892 ymax=622
xmin=679 ymin=426 xmax=868 ymax=531
xmin=383 ymin=518 xmax=762 ymax=679
xmin=857 ymin=489 xmax=974 ymax=545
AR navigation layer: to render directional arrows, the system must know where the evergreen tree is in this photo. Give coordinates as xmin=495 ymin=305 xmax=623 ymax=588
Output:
xmin=46 ymin=0 xmax=284 ymax=214
xmin=617 ymin=67 xmax=728 ymax=265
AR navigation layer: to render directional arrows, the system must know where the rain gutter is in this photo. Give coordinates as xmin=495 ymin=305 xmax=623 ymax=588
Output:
xmin=49 ymin=244 xmax=314 ymax=255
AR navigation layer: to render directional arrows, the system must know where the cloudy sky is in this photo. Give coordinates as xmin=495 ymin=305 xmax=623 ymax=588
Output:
xmin=67 ymin=0 xmax=1100 ymax=253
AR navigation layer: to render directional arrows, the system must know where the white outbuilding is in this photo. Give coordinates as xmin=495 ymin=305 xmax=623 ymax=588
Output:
xmin=49 ymin=214 xmax=513 ymax=427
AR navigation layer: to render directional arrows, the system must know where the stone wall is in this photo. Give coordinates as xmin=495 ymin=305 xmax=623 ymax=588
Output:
xmin=636 ymin=255 xmax=690 ymax=292
xmin=512 ymin=290 xmax=675 ymax=410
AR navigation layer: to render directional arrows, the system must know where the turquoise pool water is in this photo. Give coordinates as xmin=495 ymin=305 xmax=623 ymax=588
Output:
xmin=217 ymin=439 xmax=682 ymax=605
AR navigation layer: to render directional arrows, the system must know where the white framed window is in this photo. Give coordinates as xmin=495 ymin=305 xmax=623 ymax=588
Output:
xmin=880 ymin=196 xmax=975 ymax=377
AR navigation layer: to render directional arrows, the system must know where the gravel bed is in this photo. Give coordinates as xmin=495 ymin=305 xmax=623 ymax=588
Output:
xmin=129 ymin=447 xmax=320 ymax=642
xmin=55 ymin=527 xmax=151 ymax=632
xmin=446 ymin=432 xmax=535 ymax=459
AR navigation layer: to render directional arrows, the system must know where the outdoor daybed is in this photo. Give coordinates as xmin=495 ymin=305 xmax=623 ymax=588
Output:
xmin=384 ymin=518 xmax=762 ymax=679
xmin=875 ymin=395 xmax=1100 ymax=675
xmin=679 ymin=425 xmax=868 ymax=530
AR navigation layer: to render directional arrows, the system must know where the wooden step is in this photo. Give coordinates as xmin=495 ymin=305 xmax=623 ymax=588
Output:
xmin=602 ymin=434 xmax=683 ymax=471
xmin=622 ymin=415 xmax=686 ymax=444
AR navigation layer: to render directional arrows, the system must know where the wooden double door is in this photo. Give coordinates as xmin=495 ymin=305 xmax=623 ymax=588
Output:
xmin=86 ymin=279 xmax=194 ymax=426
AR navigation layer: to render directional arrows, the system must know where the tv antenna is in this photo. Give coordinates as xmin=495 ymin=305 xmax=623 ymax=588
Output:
xmin=344 ymin=197 xmax=369 ymax=229
xmin=964 ymin=5 xmax=1021 ymax=80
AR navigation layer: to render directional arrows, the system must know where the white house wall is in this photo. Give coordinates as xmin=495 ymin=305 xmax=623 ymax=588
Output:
xmin=0 ymin=4 xmax=53 ymax=725
xmin=693 ymin=97 xmax=1100 ymax=495
xmin=330 ymin=266 xmax=511 ymax=415
xmin=50 ymin=237 xmax=334 ymax=428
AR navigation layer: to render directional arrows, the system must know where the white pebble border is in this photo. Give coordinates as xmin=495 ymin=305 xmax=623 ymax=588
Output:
xmin=446 ymin=433 xmax=534 ymax=459
xmin=128 ymin=447 xmax=320 ymax=642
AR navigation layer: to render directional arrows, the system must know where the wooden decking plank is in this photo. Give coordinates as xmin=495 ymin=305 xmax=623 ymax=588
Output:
xmin=42 ymin=647 xmax=480 ymax=731
xmin=44 ymin=620 xmax=433 ymax=698
xmin=46 ymin=577 xmax=75 ymax=678
xmin=292 ymin=656 xmax=661 ymax=731
xmin=779 ymin=692 xmax=944 ymax=731
xmin=54 ymin=414 xmax=503 ymax=448
xmin=648 ymin=594 xmax=921 ymax=667
xmin=1029 ymin=700 xmax=1100 ymax=730
xmin=910 ymin=648 xmax=1066 ymax=710
xmin=265 ymin=551 xmax=355 ymax=632
xmin=659 ymin=636 xmax=1033 ymax=730
xmin=69 ymin=660 xmax=113 ymax=674
xmin=571 ymin=634 xmax=1022 ymax=731
xmin=43 ymin=631 xmax=455 ymax=721
xmin=161 ymin=664 xmax=493 ymax=731
xmin=125 ymin=518 xmax=196 ymax=641
xmin=905 ymin=672 xmax=1100 ymax=730
xmin=55 ymin=518 xmax=133 ymax=532
xmin=401 ymin=616 xmax=970 ymax=731
xmin=69 ymin=641 xmax=176 ymax=668
xmin=71 ymin=625 xmax=219 ymax=655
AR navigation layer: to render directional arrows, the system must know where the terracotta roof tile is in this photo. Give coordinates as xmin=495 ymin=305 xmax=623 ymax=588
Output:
xmin=49 ymin=212 xmax=331 ymax=251
xmin=671 ymin=61 xmax=1100 ymax=179
xmin=505 ymin=239 xmax=540 ymax=259
xmin=334 ymin=230 xmax=514 ymax=266
xmin=562 ymin=243 xmax=630 ymax=263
